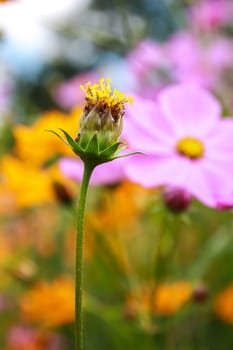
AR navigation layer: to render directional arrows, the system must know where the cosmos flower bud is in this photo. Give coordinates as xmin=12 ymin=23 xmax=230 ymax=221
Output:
xmin=78 ymin=78 xmax=132 ymax=151
xmin=50 ymin=78 xmax=133 ymax=167
xmin=163 ymin=186 xmax=192 ymax=213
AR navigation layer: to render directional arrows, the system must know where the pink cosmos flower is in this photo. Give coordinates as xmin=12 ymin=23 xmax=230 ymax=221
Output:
xmin=59 ymin=157 xmax=126 ymax=185
xmin=7 ymin=326 xmax=37 ymax=347
xmin=7 ymin=326 xmax=64 ymax=350
xmin=126 ymin=40 xmax=173 ymax=97
xmin=127 ymin=40 xmax=168 ymax=80
xmin=123 ymin=84 xmax=233 ymax=208
xmin=167 ymin=32 xmax=233 ymax=89
xmin=126 ymin=33 xmax=233 ymax=97
xmin=189 ymin=0 xmax=232 ymax=31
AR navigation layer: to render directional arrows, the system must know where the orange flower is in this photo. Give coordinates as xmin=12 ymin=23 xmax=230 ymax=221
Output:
xmin=214 ymin=284 xmax=233 ymax=323
xmin=126 ymin=281 xmax=193 ymax=317
xmin=13 ymin=108 xmax=81 ymax=166
xmin=4 ymin=342 xmax=44 ymax=350
xmin=88 ymin=181 xmax=149 ymax=232
xmin=20 ymin=277 xmax=75 ymax=328
xmin=154 ymin=282 xmax=193 ymax=315
xmin=0 ymin=185 xmax=18 ymax=215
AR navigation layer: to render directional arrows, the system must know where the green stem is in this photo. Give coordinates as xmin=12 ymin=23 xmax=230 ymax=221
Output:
xmin=75 ymin=162 xmax=95 ymax=350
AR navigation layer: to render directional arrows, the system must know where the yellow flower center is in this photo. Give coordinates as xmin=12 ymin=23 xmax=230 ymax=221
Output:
xmin=176 ymin=137 xmax=204 ymax=159
xmin=80 ymin=78 xmax=133 ymax=120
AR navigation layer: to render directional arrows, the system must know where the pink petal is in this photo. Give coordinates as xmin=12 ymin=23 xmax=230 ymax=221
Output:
xmin=197 ymin=158 xmax=233 ymax=200
xmin=182 ymin=162 xmax=222 ymax=207
xmin=127 ymin=40 xmax=166 ymax=79
xmin=125 ymin=154 xmax=218 ymax=207
xmin=59 ymin=157 xmax=126 ymax=186
xmin=92 ymin=159 xmax=126 ymax=185
xmin=167 ymin=32 xmax=200 ymax=69
xmin=158 ymin=84 xmax=221 ymax=138
xmin=123 ymin=95 xmax=174 ymax=153
xmin=205 ymin=119 xmax=233 ymax=162
xmin=59 ymin=158 xmax=83 ymax=182
xmin=125 ymin=154 xmax=191 ymax=188
xmin=215 ymin=189 xmax=233 ymax=210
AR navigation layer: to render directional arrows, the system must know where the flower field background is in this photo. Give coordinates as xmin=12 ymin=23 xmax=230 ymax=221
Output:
xmin=0 ymin=0 xmax=233 ymax=349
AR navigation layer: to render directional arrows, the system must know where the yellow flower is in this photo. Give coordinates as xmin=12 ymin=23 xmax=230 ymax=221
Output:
xmin=214 ymin=284 xmax=233 ymax=323
xmin=1 ymin=108 xmax=80 ymax=210
xmin=0 ymin=154 xmax=76 ymax=209
xmin=0 ymin=155 xmax=54 ymax=208
xmin=13 ymin=108 xmax=81 ymax=166
xmin=20 ymin=277 xmax=75 ymax=328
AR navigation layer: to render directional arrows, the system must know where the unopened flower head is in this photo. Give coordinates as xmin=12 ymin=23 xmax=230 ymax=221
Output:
xmin=78 ymin=78 xmax=133 ymax=150
xmin=49 ymin=78 xmax=134 ymax=167
xmin=163 ymin=186 xmax=192 ymax=213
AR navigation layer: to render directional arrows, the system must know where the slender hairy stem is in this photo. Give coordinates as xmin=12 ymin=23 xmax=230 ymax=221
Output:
xmin=75 ymin=163 xmax=95 ymax=350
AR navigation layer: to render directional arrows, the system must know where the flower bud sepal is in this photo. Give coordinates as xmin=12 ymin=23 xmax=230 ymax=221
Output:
xmin=48 ymin=128 xmax=131 ymax=167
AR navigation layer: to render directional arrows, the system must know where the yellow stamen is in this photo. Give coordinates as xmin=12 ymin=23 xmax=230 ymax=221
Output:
xmin=80 ymin=78 xmax=133 ymax=120
xmin=176 ymin=137 xmax=204 ymax=159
